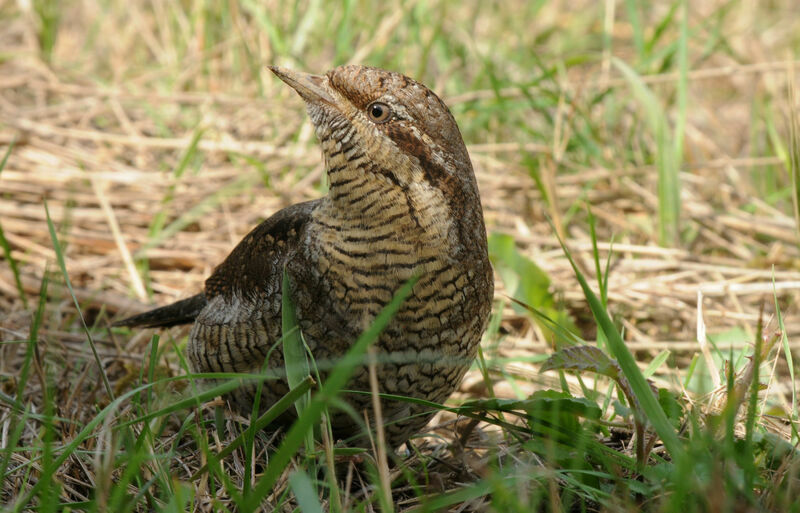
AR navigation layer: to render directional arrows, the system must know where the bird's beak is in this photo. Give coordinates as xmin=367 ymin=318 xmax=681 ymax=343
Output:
xmin=268 ymin=66 xmax=334 ymax=104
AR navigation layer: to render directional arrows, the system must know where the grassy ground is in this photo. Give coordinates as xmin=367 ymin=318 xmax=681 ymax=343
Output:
xmin=1 ymin=0 xmax=800 ymax=511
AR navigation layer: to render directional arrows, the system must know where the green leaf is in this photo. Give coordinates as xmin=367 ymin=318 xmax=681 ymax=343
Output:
xmin=541 ymin=345 xmax=619 ymax=379
xmin=462 ymin=392 xmax=602 ymax=420
xmin=488 ymin=232 xmax=577 ymax=342
xmin=658 ymin=388 xmax=684 ymax=429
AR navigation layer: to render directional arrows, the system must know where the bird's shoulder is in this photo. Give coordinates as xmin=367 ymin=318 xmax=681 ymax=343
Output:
xmin=204 ymin=199 xmax=320 ymax=300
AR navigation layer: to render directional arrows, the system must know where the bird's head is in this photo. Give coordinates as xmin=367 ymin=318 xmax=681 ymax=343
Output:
xmin=268 ymin=65 xmax=478 ymax=209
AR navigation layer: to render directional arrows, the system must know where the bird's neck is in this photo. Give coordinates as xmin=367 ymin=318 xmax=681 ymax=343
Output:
xmin=308 ymin=162 xmax=457 ymax=331
xmin=318 ymin=163 xmax=451 ymax=246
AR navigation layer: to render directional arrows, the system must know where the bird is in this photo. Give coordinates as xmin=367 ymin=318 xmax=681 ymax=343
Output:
xmin=115 ymin=64 xmax=494 ymax=448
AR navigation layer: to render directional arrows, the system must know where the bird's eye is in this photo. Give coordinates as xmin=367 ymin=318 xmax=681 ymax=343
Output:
xmin=367 ymin=102 xmax=392 ymax=123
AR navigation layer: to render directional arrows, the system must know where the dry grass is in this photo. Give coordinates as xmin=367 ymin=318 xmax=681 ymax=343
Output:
xmin=2 ymin=0 xmax=800 ymax=511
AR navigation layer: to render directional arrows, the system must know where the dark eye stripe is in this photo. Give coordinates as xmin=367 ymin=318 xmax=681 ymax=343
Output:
xmin=384 ymin=122 xmax=457 ymax=196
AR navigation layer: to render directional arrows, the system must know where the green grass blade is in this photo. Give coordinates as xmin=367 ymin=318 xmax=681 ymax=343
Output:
xmin=788 ymin=73 xmax=800 ymax=240
xmin=143 ymin=334 xmax=160 ymax=413
xmin=115 ymin=371 xmax=282 ymax=429
xmin=15 ymin=270 xmax=48 ymax=406
xmin=282 ymin=266 xmax=317 ymax=483
xmin=623 ymin=0 xmax=644 ymax=60
xmin=0 ymin=140 xmax=27 ymax=309
xmin=146 ymin=127 xmax=204 ymax=241
xmin=774 ymin=274 xmax=797 ymax=427
xmin=554 ymin=217 xmax=682 ymax=459
xmin=643 ymin=350 xmax=671 ymax=378
xmin=138 ymin=174 xmax=255 ymax=255
xmin=288 ymin=470 xmax=324 ymax=513
xmin=43 ymin=200 xmax=114 ymax=400
xmin=189 ymin=375 xmax=314 ymax=481
xmin=173 ymin=127 xmax=204 ymax=180
xmin=670 ymin=0 xmax=688 ymax=241
xmin=33 ymin=0 xmax=60 ymax=62
xmin=416 ymin=478 xmax=493 ymax=512
xmin=240 ymin=0 xmax=288 ymax=56
xmin=10 ymin=377 xmax=183 ymax=510
xmin=674 ymin=0 xmax=689 ymax=161
xmin=282 ymin=267 xmax=311 ymax=416
xmin=613 ymin=57 xmax=681 ymax=246
xmin=11 ymin=369 xmax=294 ymax=510
xmin=0 ymin=274 xmax=48 ymax=487
xmin=241 ymin=274 xmax=419 ymax=510
xmin=290 ymin=0 xmax=322 ymax=56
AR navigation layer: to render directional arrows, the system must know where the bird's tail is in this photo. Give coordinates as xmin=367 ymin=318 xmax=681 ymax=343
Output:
xmin=113 ymin=293 xmax=207 ymax=328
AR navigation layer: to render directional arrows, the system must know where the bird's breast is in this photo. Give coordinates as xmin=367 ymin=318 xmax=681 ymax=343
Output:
xmin=304 ymin=192 xmax=488 ymax=339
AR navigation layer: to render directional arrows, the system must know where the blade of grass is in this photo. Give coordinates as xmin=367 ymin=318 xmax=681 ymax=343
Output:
xmin=612 ymin=57 xmax=681 ymax=246
xmin=11 ymin=367 xmax=291 ymax=511
xmin=8 ymin=379 xmax=167 ymax=510
xmin=240 ymin=0 xmax=288 ymax=57
xmin=290 ymin=0 xmax=322 ymax=56
xmin=587 ymin=207 xmax=611 ymax=352
xmin=240 ymin=274 xmax=419 ymax=510
xmin=282 ymin=266 xmax=317 ymax=488
xmin=0 ymin=140 xmax=27 ymax=309
xmin=643 ymin=0 xmax=681 ymax=67
xmin=44 ymin=200 xmax=114 ymax=400
xmin=643 ymin=350 xmax=671 ymax=378
xmin=782 ymin=64 xmax=799 ymax=435
xmin=416 ymin=478 xmax=493 ymax=512
xmin=189 ymin=375 xmax=314 ymax=481
xmin=39 ymin=358 xmax=60 ymax=513
xmin=788 ymin=63 xmax=800 ymax=241
xmin=367 ymin=345 xmax=393 ymax=513
xmin=146 ymin=334 xmax=160 ymax=408
xmin=623 ymin=0 xmax=644 ymax=60
xmin=115 ymin=370 xmax=286 ymax=430
xmin=673 ymin=0 xmax=689 ymax=186
xmin=15 ymin=269 xmax=48 ymax=406
xmin=774 ymin=273 xmax=797 ymax=428
xmin=288 ymin=470 xmax=324 ymax=513
xmin=282 ymin=267 xmax=311 ymax=417
xmin=32 ymin=0 xmax=60 ymax=62
xmin=0 ymin=272 xmax=49 ymax=488
xmin=553 ymin=213 xmax=682 ymax=459
xmin=146 ymin=128 xmax=204 ymax=240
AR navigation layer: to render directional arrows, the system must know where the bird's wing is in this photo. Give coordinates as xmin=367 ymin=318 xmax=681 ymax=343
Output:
xmin=203 ymin=199 xmax=318 ymax=301
xmin=113 ymin=199 xmax=319 ymax=328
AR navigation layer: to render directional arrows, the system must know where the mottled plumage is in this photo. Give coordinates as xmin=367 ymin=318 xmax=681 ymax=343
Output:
xmin=116 ymin=65 xmax=494 ymax=447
